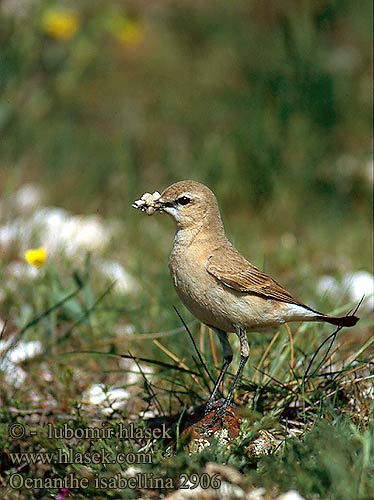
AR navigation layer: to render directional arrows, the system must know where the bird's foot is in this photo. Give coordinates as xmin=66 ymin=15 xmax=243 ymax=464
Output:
xmin=209 ymin=409 xmax=226 ymax=428
xmin=204 ymin=398 xmax=219 ymax=417
xmin=203 ymin=399 xmax=235 ymax=430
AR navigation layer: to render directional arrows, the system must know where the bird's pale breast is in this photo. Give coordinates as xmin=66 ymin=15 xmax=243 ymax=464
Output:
xmin=168 ymin=239 xmax=306 ymax=332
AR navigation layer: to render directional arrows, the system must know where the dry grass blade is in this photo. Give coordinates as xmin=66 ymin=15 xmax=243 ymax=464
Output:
xmin=173 ymin=306 xmax=215 ymax=387
xmin=127 ymin=350 xmax=165 ymax=416
xmin=152 ymin=339 xmax=209 ymax=397
xmin=254 ymin=330 xmax=280 ymax=384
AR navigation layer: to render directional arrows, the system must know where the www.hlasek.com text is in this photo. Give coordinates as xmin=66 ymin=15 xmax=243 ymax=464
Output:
xmin=10 ymin=447 xmax=152 ymax=466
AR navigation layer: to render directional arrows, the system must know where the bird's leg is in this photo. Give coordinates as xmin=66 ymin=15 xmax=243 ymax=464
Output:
xmin=212 ymin=326 xmax=249 ymax=423
xmin=205 ymin=329 xmax=233 ymax=415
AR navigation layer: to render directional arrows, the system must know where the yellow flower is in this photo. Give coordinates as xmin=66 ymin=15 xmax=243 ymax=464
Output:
xmin=115 ymin=20 xmax=145 ymax=47
xmin=24 ymin=247 xmax=48 ymax=268
xmin=41 ymin=8 xmax=80 ymax=41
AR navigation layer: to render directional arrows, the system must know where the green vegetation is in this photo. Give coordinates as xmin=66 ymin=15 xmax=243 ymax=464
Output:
xmin=0 ymin=1 xmax=372 ymax=499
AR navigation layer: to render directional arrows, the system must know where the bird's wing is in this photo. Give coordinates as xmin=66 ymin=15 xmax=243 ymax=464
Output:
xmin=206 ymin=244 xmax=301 ymax=305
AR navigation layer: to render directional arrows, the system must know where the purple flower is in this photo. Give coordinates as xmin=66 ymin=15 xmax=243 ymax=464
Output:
xmin=57 ymin=487 xmax=69 ymax=500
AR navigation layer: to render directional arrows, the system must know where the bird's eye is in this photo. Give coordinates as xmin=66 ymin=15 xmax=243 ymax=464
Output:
xmin=177 ymin=196 xmax=191 ymax=206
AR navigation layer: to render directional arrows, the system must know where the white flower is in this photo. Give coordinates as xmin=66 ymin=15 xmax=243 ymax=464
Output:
xmin=342 ymin=271 xmax=374 ymax=309
xmin=0 ymin=339 xmax=42 ymax=387
xmin=30 ymin=207 xmax=70 ymax=254
xmin=14 ymin=184 xmax=43 ymax=212
xmin=0 ymin=223 xmax=20 ymax=249
xmin=7 ymin=262 xmax=40 ymax=281
xmin=5 ymin=340 xmax=42 ymax=363
xmin=119 ymin=359 xmax=154 ymax=385
xmin=61 ymin=215 xmax=110 ymax=254
xmin=31 ymin=208 xmax=111 ymax=256
xmin=83 ymin=384 xmax=109 ymax=405
xmin=317 ymin=275 xmax=340 ymax=297
xmin=317 ymin=271 xmax=374 ymax=310
xmin=83 ymin=384 xmax=130 ymax=414
xmin=98 ymin=259 xmax=139 ymax=294
xmin=1 ymin=186 xmax=112 ymax=258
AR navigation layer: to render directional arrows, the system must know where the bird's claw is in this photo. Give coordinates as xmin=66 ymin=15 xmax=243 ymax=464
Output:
xmin=203 ymin=399 xmax=232 ymax=430
xmin=210 ymin=409 xmax=226 ymax=427
xmin=203 ymin=401 xmax=216 ymax=417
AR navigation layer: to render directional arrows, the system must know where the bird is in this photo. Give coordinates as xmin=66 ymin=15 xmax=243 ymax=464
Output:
xmin=133 ymin=180 xmax=359 ymax=419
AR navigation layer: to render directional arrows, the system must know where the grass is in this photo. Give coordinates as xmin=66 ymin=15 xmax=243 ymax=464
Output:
xmin=0 ymin=255 xmax=372 ymax=499
xmin=0 ymin=1 xmax=373 ymax=499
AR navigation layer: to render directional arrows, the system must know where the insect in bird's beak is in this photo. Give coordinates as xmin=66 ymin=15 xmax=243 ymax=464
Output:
xmin=132 ymin=191 xmax=162 ymax=216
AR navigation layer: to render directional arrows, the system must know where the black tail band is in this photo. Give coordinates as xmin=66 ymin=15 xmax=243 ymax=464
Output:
xmin=316 ymin=314 xmax=359 ymax=327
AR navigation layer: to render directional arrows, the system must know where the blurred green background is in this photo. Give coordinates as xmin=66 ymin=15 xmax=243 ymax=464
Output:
xmin=0 ymin=0 xmax=372 ymax=318
xmin=0 ymin=4 xmax=373 ymax=497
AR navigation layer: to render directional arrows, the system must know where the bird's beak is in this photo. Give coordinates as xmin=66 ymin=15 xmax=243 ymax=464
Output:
xmin=155 ymin=197 xmax=164 ymax=208
xmin=154 ymin=195 xmax=171 ymax=208
xmin=156 ymin=198 xmax=174 ymax=212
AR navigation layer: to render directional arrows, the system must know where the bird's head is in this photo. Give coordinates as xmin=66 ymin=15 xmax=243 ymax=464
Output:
xmin=157 ymin=180 xmax=222 ymax=230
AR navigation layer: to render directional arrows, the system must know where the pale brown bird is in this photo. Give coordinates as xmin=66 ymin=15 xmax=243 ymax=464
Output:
xmin=133 ymin=180 xmax=359 ymax=418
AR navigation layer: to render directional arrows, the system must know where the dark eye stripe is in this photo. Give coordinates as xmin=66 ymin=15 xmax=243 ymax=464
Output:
xmin=177 ymin=196 xmax=191 ymax=206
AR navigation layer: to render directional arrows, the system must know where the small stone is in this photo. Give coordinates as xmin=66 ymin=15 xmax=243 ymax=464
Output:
xmin=205 ymin=462 xmax=243 ymax=485
xmin=276 ymin=491 xmax=306 ymax=500
xmin=246 ymin=429 xmax=279 ymax=459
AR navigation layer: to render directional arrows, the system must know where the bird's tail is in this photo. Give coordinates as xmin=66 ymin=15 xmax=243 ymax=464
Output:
xmin=316 ymin=314 xmax=359 ymax=327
